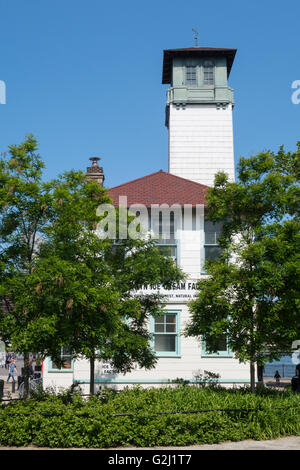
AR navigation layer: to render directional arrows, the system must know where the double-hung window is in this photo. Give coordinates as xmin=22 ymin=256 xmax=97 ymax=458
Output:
xmin=156 ymin=239 xmax=178 ymax=265
xmin=202 ymin=219 xmax=223 ymax=272
xmin=202 ymin=335 xmax=232 ymax=357
xmin=203 ymin=61 xmax=214 ymax=85
xmin=186 ymin=65 xmax=197 ymax=86
xmin=150 ymin=311 xmax=180 ymax=357
xmin=155 ymin=211 xmax=178 ymax=265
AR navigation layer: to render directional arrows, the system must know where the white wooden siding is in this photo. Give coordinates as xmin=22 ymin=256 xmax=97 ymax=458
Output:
xmin=168 ymin=103 xmax=235 ymax=187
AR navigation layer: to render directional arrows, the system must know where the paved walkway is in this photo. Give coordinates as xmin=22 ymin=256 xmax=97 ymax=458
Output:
xmin=0 ymin=358 xmax=24 ymax=400
xmin=145 ymin=436 xmax=300 ymax=450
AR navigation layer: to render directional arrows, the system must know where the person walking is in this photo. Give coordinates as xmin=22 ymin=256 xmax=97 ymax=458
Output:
xmin=7 ymin=359 xmax=17 ymax=383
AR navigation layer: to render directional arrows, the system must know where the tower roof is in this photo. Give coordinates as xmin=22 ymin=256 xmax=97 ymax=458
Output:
xmin=108 ymin=170 xmax=208 ymax=207
xmin=162 ymin=47 xmax=237 ymax=83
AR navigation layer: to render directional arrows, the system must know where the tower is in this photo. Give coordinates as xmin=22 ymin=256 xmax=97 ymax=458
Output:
xmin=163 ymin=47 xmax=236 ymax=187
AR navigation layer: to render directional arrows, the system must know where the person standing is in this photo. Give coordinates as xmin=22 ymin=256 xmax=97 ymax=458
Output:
xmin=5 ymin=353 xmax=11 ymax=369
xmin=7 ymin=359 xmax=17 ymax=383
xmin=296 ymin=362 xmax=300 ymax=392
xmin=28 ymin=360 xmax=34 ymax=378
xmin=274 ymin=370 xmax=281 ymax=383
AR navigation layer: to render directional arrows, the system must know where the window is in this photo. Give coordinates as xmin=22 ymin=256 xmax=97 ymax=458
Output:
xmin=204 ymin=245 xmax=223 ymax=262
xmin=154 ymin=211 xmax=178 ymax=265
xmin=49 ymin=348 xmax=73 ymax=372
xmin=203 ymin=61 xmax=214 ymax=85
xmin=202 ymin=335 xmax=232 ymax=357
xmin=186 ymin=65 xmax=197 ymax=86
xmin=157 ymin=211 xmax=175 ymax=240
xmin=150 ymin=311 xmax=180 ymax=357
xmin=203 ymin=220 xmax=223 ymax=271
xmin=157 ymin=239 xmax=178 ymax=265
xmin=204 ymin=220 xmax=222 ymax=245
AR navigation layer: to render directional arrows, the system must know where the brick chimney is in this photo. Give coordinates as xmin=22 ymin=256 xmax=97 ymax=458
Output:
xmin=86 ymin=157 xmax=105 ymax=186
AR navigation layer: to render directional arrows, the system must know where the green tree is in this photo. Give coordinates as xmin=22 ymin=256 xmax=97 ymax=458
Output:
xmin=0 ymin=136 xmax=184 ymax=397
xmin=21 ymin=168 xmax=184 ymax=395
xmin=184 ymin=144 xmax=300 ymax=392
xmin=0 ymin=135 xmax=54 ymax=397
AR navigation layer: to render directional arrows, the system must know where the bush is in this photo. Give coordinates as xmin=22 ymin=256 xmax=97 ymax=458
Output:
xmin=0 ymin=386 xmax=300 ymax=448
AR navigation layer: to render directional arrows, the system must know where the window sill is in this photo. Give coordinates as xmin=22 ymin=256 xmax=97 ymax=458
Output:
xmin=201 ymin=355 xmax=233 ymax=358
xmin=156 ymin=354 xmax=181 ymax=358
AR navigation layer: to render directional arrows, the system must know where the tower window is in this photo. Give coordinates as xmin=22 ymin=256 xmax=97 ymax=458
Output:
xmin=203 ymin=61 xmax=214 ymax=85
xmin=185 ymin=65 xmax=197 ymax=86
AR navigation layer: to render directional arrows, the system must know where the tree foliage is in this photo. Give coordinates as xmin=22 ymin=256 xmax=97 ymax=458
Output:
xmin=185 ymin=144 xmax=300 ymax=391
xmin=0 ymin=136 xmax=184 ymax=395
xmin=0 ymin=135 xmax=56 ymax=396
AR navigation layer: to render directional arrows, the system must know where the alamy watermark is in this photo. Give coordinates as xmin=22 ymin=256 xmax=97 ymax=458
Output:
xmin=0 ymin=80 xmax=6 ymax=104
xmin=291 ymin=80 xmax=300 ymax=104
xmin=95 ymin=197 xmax=205 ymax=242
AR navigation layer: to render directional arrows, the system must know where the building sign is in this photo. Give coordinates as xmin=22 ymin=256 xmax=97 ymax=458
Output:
xmin=100 ymin=360 xmax=118 ymax=375
xmin=136 ymin=279 xmax=200 ymax=303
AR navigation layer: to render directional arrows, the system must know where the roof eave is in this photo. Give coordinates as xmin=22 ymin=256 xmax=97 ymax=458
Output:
xmin=162 ymin=47 xmax=237 ymax=84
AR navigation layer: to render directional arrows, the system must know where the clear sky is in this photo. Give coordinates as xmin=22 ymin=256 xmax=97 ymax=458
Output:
xmin=0 ymin=0 xmax=299 ymax=188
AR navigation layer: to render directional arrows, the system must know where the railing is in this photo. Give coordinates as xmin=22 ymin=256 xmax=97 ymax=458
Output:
xmin=1 ymin=403 xmax=300 ymax=418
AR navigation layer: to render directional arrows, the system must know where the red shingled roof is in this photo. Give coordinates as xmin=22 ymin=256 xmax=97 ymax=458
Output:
xmin=108 ymin=170 xmax=208 ymax=207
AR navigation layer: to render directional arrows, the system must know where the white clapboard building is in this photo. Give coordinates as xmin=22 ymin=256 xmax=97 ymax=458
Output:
xmin=43 ymin=46 xmax=251 ymax=392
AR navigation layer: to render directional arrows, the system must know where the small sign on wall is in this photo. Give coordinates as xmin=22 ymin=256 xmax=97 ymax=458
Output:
xmin=100 ymin=360 xmax=118 ymax=375
xmin=135 ymin=279 xmax=200 ymax=303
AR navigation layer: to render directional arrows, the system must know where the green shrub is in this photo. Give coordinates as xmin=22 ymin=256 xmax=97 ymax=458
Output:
xmin=0 ymin=386 xmax=299 ymax=448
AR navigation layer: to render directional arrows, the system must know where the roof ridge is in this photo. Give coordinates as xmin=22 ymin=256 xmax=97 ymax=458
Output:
xmin=108 ymin=170 xmax=165 ymax=190
xmin=109 ymin=170 xmax=209 ymax=191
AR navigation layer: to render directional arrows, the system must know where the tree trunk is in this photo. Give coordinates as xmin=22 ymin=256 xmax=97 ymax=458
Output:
xmin=250 ymin=361 xmax=256 ymax=393
xmin=23 ymin=352 xmax=30 ymax=399
xmin=89 ymin=355 xmax=95 ymax=396
xmin=256 ymin=363 xmax=264 ymax=388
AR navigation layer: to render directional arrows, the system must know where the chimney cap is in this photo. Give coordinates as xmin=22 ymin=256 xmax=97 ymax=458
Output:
xmin=89 ymin=157 xmax=101 ymax=166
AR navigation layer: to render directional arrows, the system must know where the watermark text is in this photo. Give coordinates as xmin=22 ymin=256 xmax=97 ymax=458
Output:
xmin=291 ymin=80 xmax=300 ymax=104
xmin=0 ymin=80 xmax=6 ymax=104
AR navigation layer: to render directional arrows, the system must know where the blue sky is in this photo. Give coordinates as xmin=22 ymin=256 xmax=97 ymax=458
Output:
xmin=0 ymin=0 xmax=299 ymax=188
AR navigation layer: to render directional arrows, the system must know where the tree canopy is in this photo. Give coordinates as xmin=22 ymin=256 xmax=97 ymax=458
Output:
xmin=184 ymin=143 xmax=300 ymax=391
xmin=0 ymin=135 xmax=184 ymax=395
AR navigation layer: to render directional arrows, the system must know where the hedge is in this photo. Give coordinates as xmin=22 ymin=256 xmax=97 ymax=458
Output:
xmin=0 ymin=385 xmax=300 ymax=448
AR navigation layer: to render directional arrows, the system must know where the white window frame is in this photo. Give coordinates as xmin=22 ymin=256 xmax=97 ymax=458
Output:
xmin=150 ymin=311 xmax=181 ymax=357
